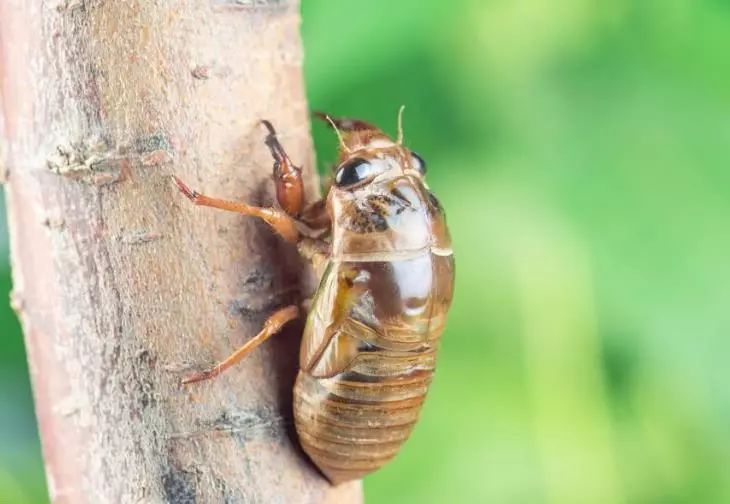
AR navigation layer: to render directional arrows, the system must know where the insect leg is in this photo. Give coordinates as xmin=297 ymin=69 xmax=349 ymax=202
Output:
xmin=172 ymin=176 xmax=299 ymax=242
xmin=297 ymin=238 xmax=330 ymax=276
xmin=261 ymin=120 xmax=305 ymax=217
xmin=182 ymin=305 xmax=299 ymax=385
xmin=299 ymin=198 xmax=330 ymax=230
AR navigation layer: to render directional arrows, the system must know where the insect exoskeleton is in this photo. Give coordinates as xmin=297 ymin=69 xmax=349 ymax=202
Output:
xmin=173 ymin=109 xmax=454 ymax=485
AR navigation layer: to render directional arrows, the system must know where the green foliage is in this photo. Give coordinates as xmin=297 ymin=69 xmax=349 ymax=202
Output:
xmin=3 ymin=1 xmax=729 ymax=501
xmin=304 ymin=0 xmax=729 ymax=502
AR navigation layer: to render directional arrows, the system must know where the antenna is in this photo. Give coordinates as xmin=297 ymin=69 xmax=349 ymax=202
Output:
xmin=396 ymin=105 xmax=406 ymax=145
xmin=322 ymin=113 xmax=351 ymax=153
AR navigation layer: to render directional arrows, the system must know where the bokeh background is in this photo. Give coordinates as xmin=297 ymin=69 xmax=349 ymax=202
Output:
xmin=2 ymin=0 xmax=730 ymax=502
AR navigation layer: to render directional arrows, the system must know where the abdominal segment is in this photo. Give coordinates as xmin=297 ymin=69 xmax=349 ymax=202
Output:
xmin=293 ymin=252 xmax=454 ymax=483
xmin=293 ymin=356 xmax=434 ymax=484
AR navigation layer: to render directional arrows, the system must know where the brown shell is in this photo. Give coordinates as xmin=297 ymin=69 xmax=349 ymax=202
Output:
xmin=293 ymin=133 xmax=454 ymax=484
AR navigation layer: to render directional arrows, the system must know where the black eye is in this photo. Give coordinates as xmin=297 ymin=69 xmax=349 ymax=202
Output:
xmin=411 ymin=151 xmax=427 ymax=174
xmin=335 ymin=158 xmax=378 ymax=187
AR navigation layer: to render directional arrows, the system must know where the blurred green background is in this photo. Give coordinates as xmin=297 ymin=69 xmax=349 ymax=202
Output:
xmin=3 ymin=0 xmax=730 ymax=502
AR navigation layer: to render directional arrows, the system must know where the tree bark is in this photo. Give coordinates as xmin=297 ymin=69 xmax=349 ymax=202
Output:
xmin=0 ymin=1 xmax=362 ymax=503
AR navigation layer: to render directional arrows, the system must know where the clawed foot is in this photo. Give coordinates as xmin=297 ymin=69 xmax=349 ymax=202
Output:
xmin=171 ymin=175 xmax=200 ymax=202
xmin=181 ymin=367 xmax=219 ymax=385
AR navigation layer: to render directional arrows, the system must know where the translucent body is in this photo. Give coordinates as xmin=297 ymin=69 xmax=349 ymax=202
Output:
xmin=293 ymin=162 xmax=454 ymax=483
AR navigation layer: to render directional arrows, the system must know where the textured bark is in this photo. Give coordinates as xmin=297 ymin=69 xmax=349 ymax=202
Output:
xmin=0 ymin=1 xmax=362 ymax=503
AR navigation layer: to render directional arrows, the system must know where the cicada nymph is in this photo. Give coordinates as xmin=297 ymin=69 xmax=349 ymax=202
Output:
xmin=174 ymin=109 xmax=454 ymax=484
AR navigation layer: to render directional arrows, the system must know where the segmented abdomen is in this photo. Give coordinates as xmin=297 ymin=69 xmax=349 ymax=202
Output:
xmin=293 ymin=346 xmax=436 ymax=484
xmin=294 ymin=251 xmax=454 ymax=483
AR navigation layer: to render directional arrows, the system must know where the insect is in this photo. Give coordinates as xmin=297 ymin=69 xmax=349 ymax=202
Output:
xmin=173 ymin=109 xmax=454 ymax=484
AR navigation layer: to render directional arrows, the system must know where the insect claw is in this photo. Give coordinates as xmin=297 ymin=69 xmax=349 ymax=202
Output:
xmin=172 ymin=175 xmax=199 ymax=201
xmin=260 ymin=119 xmax=277 ymax=137
xmin=260 ymin=120 xmax=290 ymax=165
xmin=181 ymin=369 xmax=213 ymax=385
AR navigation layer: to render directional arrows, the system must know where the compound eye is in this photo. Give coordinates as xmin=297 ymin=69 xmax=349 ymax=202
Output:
xmin=410 ymin=151 xmax=427 ymax=175
xmin=334 ymin=158 xmax=378 ymax=187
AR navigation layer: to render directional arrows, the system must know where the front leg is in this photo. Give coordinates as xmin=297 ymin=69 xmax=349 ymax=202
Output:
xmin=261 ymin=120 xmax=305 ymax=217
xmin=261 ymin=121 xmax=332 ymax=232
xmin=172 ymin=176 xmax=299 ymax=242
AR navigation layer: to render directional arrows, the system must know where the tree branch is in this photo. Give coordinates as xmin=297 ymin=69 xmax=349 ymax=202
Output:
xmin=0 ymin=1 xmax=362 ymax=502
